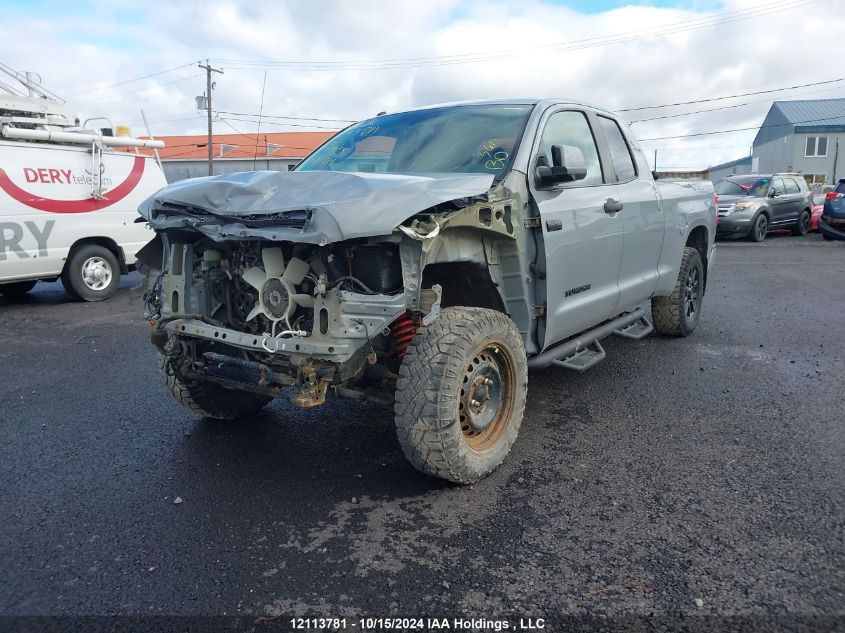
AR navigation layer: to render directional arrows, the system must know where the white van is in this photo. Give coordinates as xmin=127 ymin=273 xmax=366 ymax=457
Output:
xmin=0 ymin=73 xmax=167 ymax=301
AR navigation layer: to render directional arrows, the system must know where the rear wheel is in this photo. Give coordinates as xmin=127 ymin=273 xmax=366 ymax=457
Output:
xmin=61 ymin=244 xmax=120 ymax=301
xmin=792 ymin=210 xmax=811 ymax=236
xmin=652 ymin=246 xmax=703 ymax=337
xmin=394 ymin=307 xmax=527 ymax=484
xmin=158 ymin=352 xmax=272 ymax=420
xmin=0 ymin=280 xmax=37 ymax=296
xmin=749 ymin=213 xmax=768 ymax=242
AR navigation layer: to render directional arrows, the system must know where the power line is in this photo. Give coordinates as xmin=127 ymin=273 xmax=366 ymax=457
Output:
xmin=74 ymin=73 xmax=204 ymax=104
xmin=638 ymin=113 xmax=845 ymax=142
xmin=216 ymin=110 xmax=356 ymax=123
xmin=620 ymin=75 xmax=845 ymax=113
xmin=628 ymin=83 xmax=845 ymax=124
xmin=220 ymin=116 xmax=340 ymax=131
xmin=212 ymin=0 xmax=811 ymax=71
xmin=62 ymin=62 xmax=198 ymax=98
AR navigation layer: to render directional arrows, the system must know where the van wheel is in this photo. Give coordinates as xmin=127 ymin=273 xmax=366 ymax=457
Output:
xmin=792 ymin=210 xmax=811 ymax=236
xmin=1 ymin=280 xmax=37 ymax=296
xmin=61 ymin=245 xmax=120 ymax=301
xmin=158 ymin=352 xmax=272 ymax=420
xmin=394 ymin=307 xmax=528 ymax=484
xmin=652 ymin=246 xmax=703 ymax=337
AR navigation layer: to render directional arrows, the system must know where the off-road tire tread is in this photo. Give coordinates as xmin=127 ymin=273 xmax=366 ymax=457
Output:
xmin=394 ymin=307 xmax=527 ymax=484
xmin=158 ymin=352 xmax=271 ymax=420
xmin=651 ymin=246 xmax=703 ymax=337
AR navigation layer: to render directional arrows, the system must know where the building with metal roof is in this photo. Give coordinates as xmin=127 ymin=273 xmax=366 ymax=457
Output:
xmin=707 ymin=155 xmax=753 ymax=183
xmin=752 ymin=98 xmax=845 ymax=188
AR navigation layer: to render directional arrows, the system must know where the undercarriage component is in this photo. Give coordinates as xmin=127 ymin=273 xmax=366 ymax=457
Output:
xmin=291 ymin=366 xmax=331 ymax=409
xmin=389 ymin=312 xmax=417 ymax=360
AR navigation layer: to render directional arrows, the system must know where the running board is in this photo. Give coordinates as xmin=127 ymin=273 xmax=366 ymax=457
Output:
xmin=552 ymin=339 xmax=605 ymax=372
xmin=613 ymin=315 xmax=653 ymax=340
xmin=527 ymin=308 xmax=647 ymax=371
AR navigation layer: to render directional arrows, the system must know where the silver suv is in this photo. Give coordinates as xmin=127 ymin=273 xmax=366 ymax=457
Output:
xmin=714 ymin=174 xmax=814 ymax=242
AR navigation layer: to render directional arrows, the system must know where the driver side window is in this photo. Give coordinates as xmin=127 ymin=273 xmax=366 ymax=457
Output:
xmin=537 ymin=111 xmax=603 ymax=186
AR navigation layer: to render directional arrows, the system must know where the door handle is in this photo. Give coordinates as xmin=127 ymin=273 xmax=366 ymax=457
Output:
xmin=604 ymin=198 xmax=623 ymax=213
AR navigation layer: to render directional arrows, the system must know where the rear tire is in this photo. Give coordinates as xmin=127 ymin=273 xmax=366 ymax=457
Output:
xmin=792 ymin=210 xmax=811 ymax=236
xmin=61 ymin=244 xmax=120 ymax=301
xmin=394 ymin=307 xmax=527 ymax=484
xmin=158 ymin=352 xmax=272 ymax=420
xmin=652 ymin=246 xmax=703 ymax=337
xmin=0 ymin=280 xmax=37 ymax=296
xmin=749 ymin=213 xmax=768 ymax=242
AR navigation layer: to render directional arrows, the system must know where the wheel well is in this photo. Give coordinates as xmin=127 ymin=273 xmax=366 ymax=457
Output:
xmin=686 ymin=225 xmax=709 ymax=293
xmin=67 ymin=237 xmax=128 ymax=274
xmin=422 ymin=262 xmax=505 ymax=312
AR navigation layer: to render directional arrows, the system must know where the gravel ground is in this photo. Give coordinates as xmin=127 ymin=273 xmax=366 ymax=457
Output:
xmin=0 ymin=234 xmax=843 ymax=631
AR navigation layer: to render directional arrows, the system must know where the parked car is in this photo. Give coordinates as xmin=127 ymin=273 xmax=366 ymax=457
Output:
xmin=714 ymin=174 xmax=814 ymax=242
xmin=811 ymin=193 xmax=825 ymax=232
xmin=820 ymin=179 xmax=845 ymax=241
xmin=138 ymin=99 xmax=716 ymax=483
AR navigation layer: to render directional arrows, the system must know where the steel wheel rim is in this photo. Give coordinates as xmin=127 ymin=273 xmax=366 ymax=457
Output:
xmin=459 ymin=344 xmax=515 ymax=452
xmin=756 ymin=216 xmax=767 ymax=240
xmin=684 ymin=265 xmax=700 ymax=320
xmin=81 ymin=256 xmax=112 ymax=291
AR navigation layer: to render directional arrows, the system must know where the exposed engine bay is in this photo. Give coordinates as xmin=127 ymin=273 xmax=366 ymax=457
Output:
xmin=144 ymin=235 xmax=439 ymax=409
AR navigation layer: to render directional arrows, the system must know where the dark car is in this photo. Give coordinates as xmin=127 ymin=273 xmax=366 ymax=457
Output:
xmin=714 ymin=174 xmax=814 ymax=242
xmin=820 ymin=179 xmax=845 ymax=241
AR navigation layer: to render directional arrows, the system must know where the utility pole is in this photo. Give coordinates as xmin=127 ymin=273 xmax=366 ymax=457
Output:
xmin=198 ymin=60 xmax=223 ymax=176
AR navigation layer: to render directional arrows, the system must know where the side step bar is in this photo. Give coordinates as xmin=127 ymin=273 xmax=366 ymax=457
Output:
xmin=527 ymin=308 xmax=650 ymax=371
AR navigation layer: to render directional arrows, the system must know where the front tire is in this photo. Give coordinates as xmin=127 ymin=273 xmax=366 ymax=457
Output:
xmin=652 ymin=246 xmax=703 ymax=337
xmin=61 ymin=244 xmax=120 ymax=301
xmin=0 ymin=280 xmax=37 ymax=296
xmin=394 ymin=307 xmax=527 ymax=484
xmin=749 ymin=213 xmax=768 ymax=242
xmin=158 ymin=352 xmax=272 ymax=420
xmin=792 ymin=210 xmax=811 ymax=236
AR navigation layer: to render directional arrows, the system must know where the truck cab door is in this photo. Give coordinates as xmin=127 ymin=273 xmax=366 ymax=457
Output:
xmin=595 ymin=115 xmax=663 ymax=307
xmin=528 ymin=108 xmax=623 ymax=350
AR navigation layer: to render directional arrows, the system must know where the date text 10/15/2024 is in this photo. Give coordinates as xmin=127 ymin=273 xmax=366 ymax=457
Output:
xmin=288 ymin=617 xmax=546 ymax=630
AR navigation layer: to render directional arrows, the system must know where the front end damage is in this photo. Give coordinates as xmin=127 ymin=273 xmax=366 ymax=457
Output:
xmin=138 ymin=170 xmax=531 ymax=410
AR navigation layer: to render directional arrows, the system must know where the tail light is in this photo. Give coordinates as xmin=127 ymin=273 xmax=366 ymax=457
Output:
xmin=825 ymin=191 xmax=844 ymax=200
xmin=714 ymin=194 xmax=719 ymax=205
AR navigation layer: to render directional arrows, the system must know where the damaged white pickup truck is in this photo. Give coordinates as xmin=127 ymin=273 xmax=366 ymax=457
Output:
xmin=138 ymin=99 xmax=717 ymax=483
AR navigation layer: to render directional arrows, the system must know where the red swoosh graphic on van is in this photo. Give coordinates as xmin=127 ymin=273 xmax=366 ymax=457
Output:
xmin=0 ymin=156 xmax=145 ymax=213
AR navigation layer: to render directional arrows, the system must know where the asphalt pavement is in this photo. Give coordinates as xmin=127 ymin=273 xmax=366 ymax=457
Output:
xmin=0 ymin=234 xmax=843 ymax=631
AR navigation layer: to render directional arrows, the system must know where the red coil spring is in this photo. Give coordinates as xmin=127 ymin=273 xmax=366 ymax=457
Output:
xmin=390 ymin=312 xmax=417 ymax=359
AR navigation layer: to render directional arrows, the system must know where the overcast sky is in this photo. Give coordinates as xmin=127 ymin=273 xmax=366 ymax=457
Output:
xmin=2 ymin=0 xmax=844 ymax=169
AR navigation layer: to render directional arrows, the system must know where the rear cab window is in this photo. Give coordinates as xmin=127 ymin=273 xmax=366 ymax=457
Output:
xmin=597 ymin=116 xmax=637 ymax=182
xmin=784 ymin=178 xmax=800 ymax=194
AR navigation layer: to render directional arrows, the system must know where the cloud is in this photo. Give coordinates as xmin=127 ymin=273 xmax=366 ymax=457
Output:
xmin=2 ymin=0 xmax=843 ymax=168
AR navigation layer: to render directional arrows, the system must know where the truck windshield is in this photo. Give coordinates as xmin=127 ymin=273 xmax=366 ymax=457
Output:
xmin=296 ymin=104 xmax=534 ymax=177
xmin=715 ymin=177 xmax=770 ymax=197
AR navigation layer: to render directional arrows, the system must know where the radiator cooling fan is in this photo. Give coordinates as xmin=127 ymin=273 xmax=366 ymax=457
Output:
xmin=241 ymin=247 xmax=314 ymax=323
